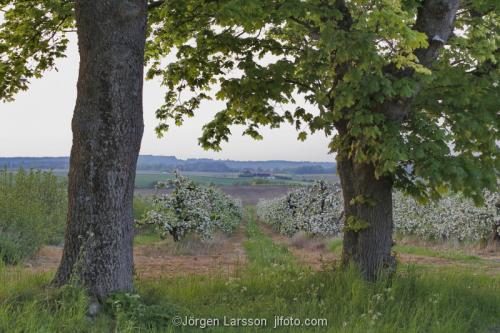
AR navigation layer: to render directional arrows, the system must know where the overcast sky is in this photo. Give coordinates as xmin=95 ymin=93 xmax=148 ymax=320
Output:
xmin=0 ymin=38 xmax=333 ymax=162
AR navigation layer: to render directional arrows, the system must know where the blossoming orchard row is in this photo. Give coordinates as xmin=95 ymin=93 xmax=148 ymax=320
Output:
xmin=257 ymin=181 xmax=499 ymax=242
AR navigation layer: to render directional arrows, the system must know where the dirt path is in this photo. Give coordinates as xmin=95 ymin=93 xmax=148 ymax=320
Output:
xmin=24 ymin=225 xmax=248 ymax=279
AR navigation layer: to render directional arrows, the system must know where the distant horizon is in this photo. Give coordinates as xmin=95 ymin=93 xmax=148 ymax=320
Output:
xmin=0 ymin=37 xmax=333 ymax=162
xmin=0 ymin=154 xmax=335 ymax=164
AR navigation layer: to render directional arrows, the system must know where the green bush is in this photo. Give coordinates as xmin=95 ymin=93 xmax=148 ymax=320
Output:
xmin=0 ymin=168 xmax=67 ymax=264
xmin=133 ymin=195 xmax=154 ymax=221
xmin=133 ymin=196 xmax=157 ymax=238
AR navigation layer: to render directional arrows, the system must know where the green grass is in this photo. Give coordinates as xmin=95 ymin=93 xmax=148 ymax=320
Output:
xmin=329 ymin=238 xmax=343 ymax=255
xmin=124 ymin=214 xmax=500 ymax=332
xmin=138 ymin=266 xmax=500 ymax=333
xmin=394 ymin=245 xmax=482 ymax=262
xmin=1 ymin=210 xmax=499 ymax=332
xmin=0 ymin=265 xmax=110 ymax=332
xmin=243 ymin=208 xmax=296 ymax=267
xmin=134 ymin=233 xmax=162 ymax=246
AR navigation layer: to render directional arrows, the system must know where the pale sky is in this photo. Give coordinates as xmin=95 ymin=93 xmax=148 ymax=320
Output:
xmin=0 ymin=38 xmax=333 ymax=162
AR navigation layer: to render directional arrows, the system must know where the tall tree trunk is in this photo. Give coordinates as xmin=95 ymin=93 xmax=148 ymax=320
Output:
xmin=53 ymin=0 xmax=147 ymax=301
xmin=334 ymin=1 xmax=459 ymax=281
xmin=338 ymin=157 xmax=396 ymax=281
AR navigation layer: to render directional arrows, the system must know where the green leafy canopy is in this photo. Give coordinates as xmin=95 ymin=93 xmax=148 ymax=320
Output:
xmin=1 ymin=0 xmax=498 ymax=204
xmin=145 ymin=0 xmax=499 ymax=203
xmin=0 ymin=0 xmax=74 ymax=100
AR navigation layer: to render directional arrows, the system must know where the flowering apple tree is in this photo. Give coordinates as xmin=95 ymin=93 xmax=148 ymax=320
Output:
xmin=393 ymin=191 xmax=499 ymax=241
xmin=257 ymin=181 xmax=344 ymax=236
xmin=142 ymin=173 xmax=242 ymax=241
xmin=258 ymin=182 xmax=499 ymax=242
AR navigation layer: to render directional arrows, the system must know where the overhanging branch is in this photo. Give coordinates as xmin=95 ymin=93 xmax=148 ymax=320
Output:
xmin=414 ymin=0 xmax=461 ymax=67
xmin=148 ymin=0 xmax=164 ymax=10
xmin=381 ymin=0 xmax=461 ymax=122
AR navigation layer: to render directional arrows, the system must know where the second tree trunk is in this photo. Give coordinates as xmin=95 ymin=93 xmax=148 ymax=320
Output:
xmin=337 ymin=158 xmax=396 ymax=281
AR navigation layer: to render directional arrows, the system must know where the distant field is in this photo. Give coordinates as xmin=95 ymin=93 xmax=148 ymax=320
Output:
xmin=10 ymin=169 xmax=324 ymax=188
xmin=134 ymin=173 xmax=313 ymax=188
xmin=292 ymin=173 xmax=339 ymax=182
xmin=134 ymin=171 xmax=338 ymax=188
xmin=19 ymin=170 xmax=312 ymax=189
xmin=135 ymin=185 xmax=294 ymax=205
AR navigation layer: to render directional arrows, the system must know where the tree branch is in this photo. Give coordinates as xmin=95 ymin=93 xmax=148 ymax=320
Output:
xmin=414 ymin=0 xmax=460 ymax=67
xmin=289 ymin=16 xmax=320 ymax=40
xmin=381 ymin=0 xmax=460 ymax=122
xmin=148 ymin=0 xmax=164 ymax=10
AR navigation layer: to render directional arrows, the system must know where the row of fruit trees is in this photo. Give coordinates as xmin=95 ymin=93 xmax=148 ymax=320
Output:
xmin=141 ymin=173 xmax=498 ymax=243
xmin=257 ymin=181 xmax=499 ymax=242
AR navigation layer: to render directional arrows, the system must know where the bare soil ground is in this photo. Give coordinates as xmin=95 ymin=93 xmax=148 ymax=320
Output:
xmin=24 ymin=227 xmax=248 ymax=279
xmin=23 ymin=216 xmax=500 ymax=277
xmin=133 ymin=229 xmax=247 ymax=279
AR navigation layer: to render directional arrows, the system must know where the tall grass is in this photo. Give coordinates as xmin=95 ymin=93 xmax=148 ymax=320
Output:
xmin=0 ymin=208 xmax=498 ymax=332
xmin=137 ymin=211 xmax=500 ymax=332
xmin=0 ymin=261 xmax=114 ymax=332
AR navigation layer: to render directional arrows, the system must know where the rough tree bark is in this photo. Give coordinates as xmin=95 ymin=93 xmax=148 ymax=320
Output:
xmin=338 ymin=159 xmax=396 ymax=280
xmin=53 ymin=0 xmax=147 ymax=300
xmin=339 ymin=0 xmax=460 ymax=280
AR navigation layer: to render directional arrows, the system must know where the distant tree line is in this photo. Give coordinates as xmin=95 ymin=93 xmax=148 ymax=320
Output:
xmin=0 ymin=156 xmax=336 ymax=175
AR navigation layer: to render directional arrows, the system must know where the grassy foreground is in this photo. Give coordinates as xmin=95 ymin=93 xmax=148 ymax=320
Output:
xmin=0 ymin=212 xmax=499 ymax=332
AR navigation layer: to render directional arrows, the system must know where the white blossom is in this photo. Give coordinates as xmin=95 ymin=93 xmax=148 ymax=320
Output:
xmin=257 ymin=181 xmax=499 ymax=241
xmin=142 ymin=173 xmax=242 ymax=241
xmin=393 ymin=191 xmax=499 ymax=241
xmin=257 ymin=181 xmax=344 ymax=236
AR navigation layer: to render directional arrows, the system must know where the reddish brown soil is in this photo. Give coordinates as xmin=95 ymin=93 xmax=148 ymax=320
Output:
xmin=24 ymin=227 xmax=247 ymax=279
xmin=133 ymin=229 xmax=247 ymax=279
xmin=22 ymin=220 xmax=500 ymax=277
